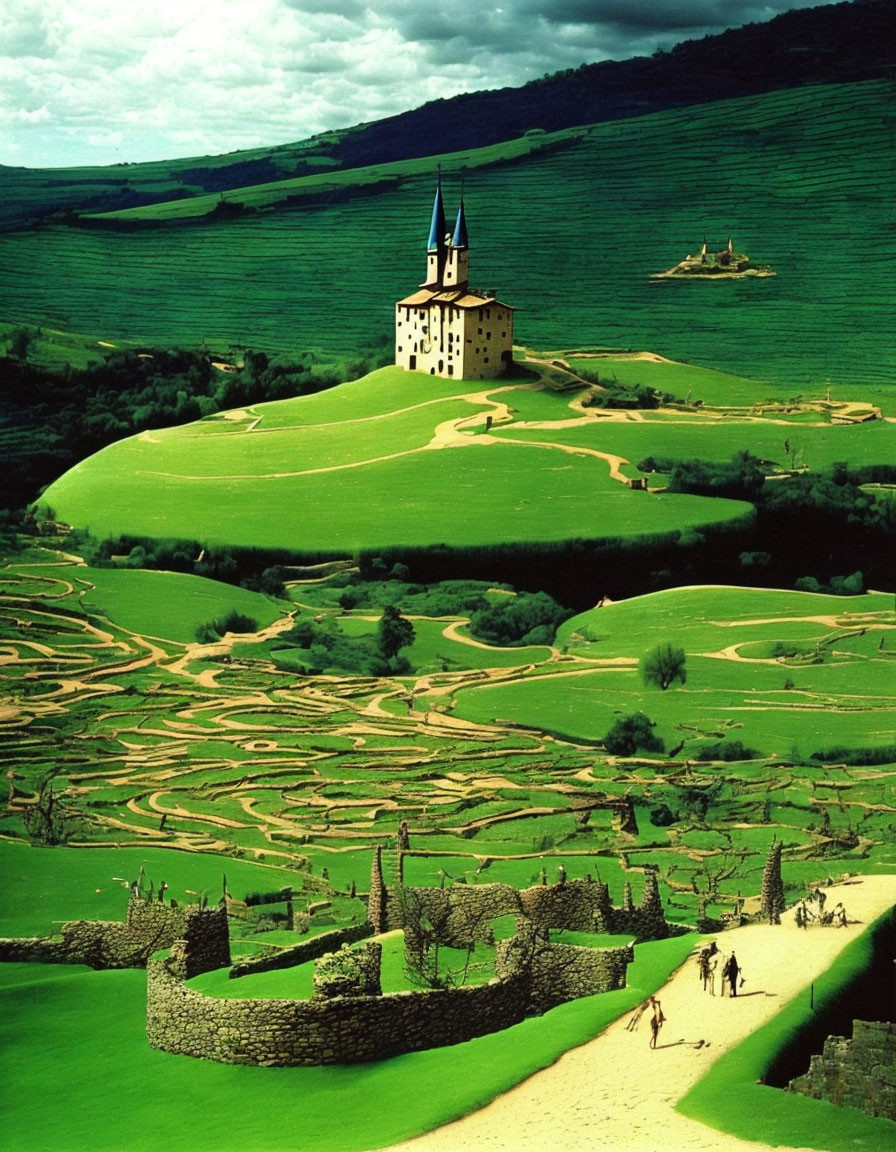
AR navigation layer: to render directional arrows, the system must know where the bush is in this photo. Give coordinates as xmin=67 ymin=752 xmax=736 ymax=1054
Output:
xmin=195 ymin=609 xmax=258 ymax=641
xmin=695 ymin=740 xmax=760 ymax=762
xmin=603 ymin=712 xmax=665 ymax=756
xmin=469 ymin=590 xmax=570 ymax=646
xmin=810 ymin=743 xmax=896 ymax=766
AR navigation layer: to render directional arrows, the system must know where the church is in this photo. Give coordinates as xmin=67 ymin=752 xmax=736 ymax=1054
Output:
xmin=395 ymin=177 xmax=515 ymax=380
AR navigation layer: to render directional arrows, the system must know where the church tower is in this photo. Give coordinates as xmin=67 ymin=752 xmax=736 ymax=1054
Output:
xmin=395 ymin=178 xmax=514 ymax=380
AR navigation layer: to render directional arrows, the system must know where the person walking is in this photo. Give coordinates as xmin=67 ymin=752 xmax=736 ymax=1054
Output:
xmin=649 ymin=997 xmax=665 ymax=1048
xmin=722 ymin=951 xmax=742 ymax=997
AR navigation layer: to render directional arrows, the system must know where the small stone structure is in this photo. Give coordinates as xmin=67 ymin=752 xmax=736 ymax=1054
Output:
xmin=788 ymin=1020 xmax=896 ymax=1121
xmin=1 ymin=853 xmax=656 ymax=1069
xmin=147 ymin=912 xmax=633 ymax=1066
xmin=496 ymin=919 xmax=633 ymax=1015
xmin=0 ymin=895 xmax=229 ymax=971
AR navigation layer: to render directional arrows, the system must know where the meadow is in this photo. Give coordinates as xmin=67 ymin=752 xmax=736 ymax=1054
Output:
xmin=40 ymin=365 xmax=756 ymax=553
xmin=2 ymin=81 xmax=894 ymax=389
xmin=2 ymin=531 xmax=894 ymax=1152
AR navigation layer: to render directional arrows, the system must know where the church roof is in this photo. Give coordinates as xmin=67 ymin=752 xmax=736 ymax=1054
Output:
xmin=397 ymin=288 xmax=514 ymax=311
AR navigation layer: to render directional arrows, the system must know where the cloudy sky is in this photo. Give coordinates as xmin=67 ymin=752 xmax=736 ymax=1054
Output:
xmin=2 ymin=0 xmax=842 ymax=170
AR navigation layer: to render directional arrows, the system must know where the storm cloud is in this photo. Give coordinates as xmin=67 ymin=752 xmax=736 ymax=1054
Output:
xmin=0 ymin=0 xmax=843 ymax=168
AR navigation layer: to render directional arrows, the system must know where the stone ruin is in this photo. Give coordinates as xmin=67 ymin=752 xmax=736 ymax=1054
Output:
xmin=0 ymin=890 xmax=230 ymax=973
xmin=788 ymin=1021 xmax=896 ymax=1121
xmin=0 ymin=846 xmax=671 ymax=1068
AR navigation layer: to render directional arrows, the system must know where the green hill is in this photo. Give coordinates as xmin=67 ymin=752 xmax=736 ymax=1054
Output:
xmin=2 ymin=80 xmax=893 ymax=390
xmin=40 ymin=365 xmax=754 ymax=555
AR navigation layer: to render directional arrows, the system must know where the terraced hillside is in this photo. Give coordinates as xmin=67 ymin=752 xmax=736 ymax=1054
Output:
xmin=3 ymin=81 xmax=895 ymax=388
xmin=3 ymin=546 xmax=894 ymax=926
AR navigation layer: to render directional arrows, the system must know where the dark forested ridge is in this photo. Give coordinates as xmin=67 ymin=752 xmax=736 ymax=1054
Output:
xmin=330 ymin=0 xmax=895 ymax=172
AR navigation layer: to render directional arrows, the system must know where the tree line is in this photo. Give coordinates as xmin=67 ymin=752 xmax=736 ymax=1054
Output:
xmin=0 ymin=338 xmax=391 ymax=511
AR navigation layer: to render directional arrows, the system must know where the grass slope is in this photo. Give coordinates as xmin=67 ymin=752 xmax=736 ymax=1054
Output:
xmin=41 ymin=366 xmax=752 ymax=553
xmin=453 ymin=586 xmax=896 ymax=754
xmin=12 ymin=563 xmax=288 ymax=644
xmin=0 ymin=923 xmax=695 ymax=1152
xmin=2 ymin=81 xmax=894 ymax=388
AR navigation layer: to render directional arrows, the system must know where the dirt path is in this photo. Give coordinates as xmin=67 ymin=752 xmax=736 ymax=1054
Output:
xmin=385 ymin=875 xmax=896 ymax=1152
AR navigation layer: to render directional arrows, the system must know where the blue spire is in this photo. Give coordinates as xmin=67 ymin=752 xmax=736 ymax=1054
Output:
xmin=452 ymin=198 xmax=469 ymax=249
xmin=427 ymin=174 xmax=447 ymax=252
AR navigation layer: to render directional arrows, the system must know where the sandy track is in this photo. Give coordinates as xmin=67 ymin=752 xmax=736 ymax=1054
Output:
xmin=385 ymin=875 xmax=896 ymax=1152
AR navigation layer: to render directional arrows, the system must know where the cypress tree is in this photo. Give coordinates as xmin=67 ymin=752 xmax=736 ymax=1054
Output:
xmin=759 ymin=839 xmax=786 ymax=924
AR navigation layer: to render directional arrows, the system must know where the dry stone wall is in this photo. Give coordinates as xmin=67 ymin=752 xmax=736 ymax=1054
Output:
xmin=0 ymin=896 xmax=224 ymax=970
xmin=496 ymin=921 xmax=633 ymax=1014
xmin=147 ymin=956 xmax=529 ymax=1066
xmin=788 ymin=1020 xmax=896 ymax=1121
xmin=384 ymin=873 xmax=668 ymax=944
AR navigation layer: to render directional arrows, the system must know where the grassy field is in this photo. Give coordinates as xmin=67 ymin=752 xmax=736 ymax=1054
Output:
xmin=0 ymin=931 xmax=695 ymax=1152
xmin=9 ymin=563 xmax=288 ymax=644
xmin=453 ymin=586 xmax=896 ymax=753
xmin=40 ymin=366 xmax=755 ymax=553
xmin=2 ymin=81 xmax=894 ymax=388
xmin=2 ymin=543 xmax=894 ymax=1151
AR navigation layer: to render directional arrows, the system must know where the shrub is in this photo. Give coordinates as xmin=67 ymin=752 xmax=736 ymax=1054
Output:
xmin=810 ymin=743 xmax=896 ymax=766
xmin=603 ymin=712 xmax=665 ymax=756
xmin=695 ymin=740 xmax=759 ymax=762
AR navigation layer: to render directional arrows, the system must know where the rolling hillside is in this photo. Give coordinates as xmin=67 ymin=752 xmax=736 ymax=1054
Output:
xmin=3 ymin=80 xmax=894 ymax=389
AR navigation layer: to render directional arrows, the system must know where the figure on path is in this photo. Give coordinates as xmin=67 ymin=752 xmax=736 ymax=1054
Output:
xmin=649 ymin=997 xmax=665 ymax=1048
xmin=698 ymin=942 xmax=719 ymax=994
xmin=722 ymin=952 xmax=742 ymax=997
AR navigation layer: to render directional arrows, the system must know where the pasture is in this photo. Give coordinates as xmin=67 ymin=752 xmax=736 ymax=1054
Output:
xmin=2 ymin=81 xmax=894 ymax=389
xmin=40 ymin=366 xmax=756 ymax=554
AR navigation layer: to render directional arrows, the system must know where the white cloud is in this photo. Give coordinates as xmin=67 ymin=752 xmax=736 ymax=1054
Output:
xmin=0 ymin=0 xmax=844 ymax=169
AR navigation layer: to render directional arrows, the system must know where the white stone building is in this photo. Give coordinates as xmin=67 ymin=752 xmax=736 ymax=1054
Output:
xmin=395 ymin=179 xmax=515 ymax=380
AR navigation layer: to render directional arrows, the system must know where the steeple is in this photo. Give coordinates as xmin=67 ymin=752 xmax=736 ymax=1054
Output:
xmin=452 ymin=198 xmax=469 ymax=250
xmin=443 ymin=194 xmax=470 ymax=289
xmin=424 ymin=172 xmax=448 ymax=287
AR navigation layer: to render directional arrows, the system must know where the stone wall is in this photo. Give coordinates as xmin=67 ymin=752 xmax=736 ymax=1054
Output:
xmin=0 ymin=896 xmax=230 ymax=973
xmin=788 ymin=1020 xmax=896 ymax=1121
xmin=167 ymin=905 xmax=231 ymax=979
xmin=384 ymin=873 xmax=668 ymax=944
xmin=0 ymin=936 xmax=70 ymax=964
xmin=230 ymin=923 xmax=372 ymax=980
xmin=147 ymin=955 xmax=529 ymax=1066
xmin=496 ymin=921 xmax=633 ymax=1015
